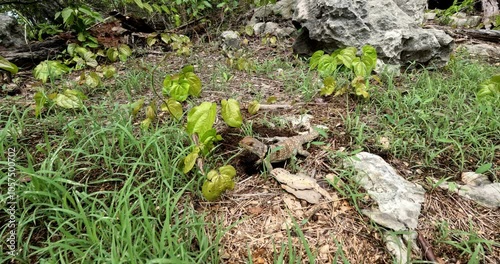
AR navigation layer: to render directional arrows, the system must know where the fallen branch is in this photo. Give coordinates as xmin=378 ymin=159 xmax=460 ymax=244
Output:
xmin=241 ymin=103 xmax=293 ymax=110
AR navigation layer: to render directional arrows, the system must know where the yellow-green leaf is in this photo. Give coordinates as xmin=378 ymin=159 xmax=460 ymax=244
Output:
xmin=160 ymin=33 xmax=171 ymax=44
xmin=309 ymin=50 xmax=324 ymax=70
xmin=101 ymin=65 xmax=116 ymax=78
xmin=184 ymin=72 xmax=201 ymax=96
xmin=351 ymin=76 xmax=369 ymax=99
xmin=170 ymin=81 xmax=190 ymax=102
xmin=245 ymin=25 xmax=254 ymax=36
xmin=334 ymin=85 xmax=349 ymax=96
xmin=146 ymin=101 xmax=156 ymax=120
xmin=187 ymin=102 xmax=217 ymax=136
xmin=161 ymin=98 xmax=183 ymax=120
xmin=182 ymin=65 xmax=194 ymax=73
xmin=266 ymin=96 xmax=277 ymax=104
xmin=34 ymin=91 xmax=47 ymax=117
xmin=118 ymin=44 xmax=132 ymax=56
xmin=82 ymin=50 xmax=98 ymax=67
xmin=201 ymin=165 xmax=236 ymax=201
xmin=85 ymin=72 xmax=101 ymax=88
xmin=318 ymin=54 xmax=337 ymax=76
xmin=337 ymin=47 xmax=357 ymax=69
xmin=248 ymin=100 xmax=260 ymax=115
xmin=183 ymin=147 xmax=200 ymax=173
xmin=54 ymin=89 xmax=86 ymax=109
xmin=130 ymin=98 xmax=144 ymax=117
xmin=320 ymin=76 xmax=336 ymax=96
xmin=221 ymin=99 xmax=243 ymax=128
xmin=218 ymin=165 xmax=236 ymax=178
xmin=147 ymin=37 xmax=157 ymax=47
xmin=106 ymin=48 xmax=119 ymax=62
xmin=140 ymin=118 xmax=152 ymax=129
xmin=33 ymin=60 xmax=70 ymax=83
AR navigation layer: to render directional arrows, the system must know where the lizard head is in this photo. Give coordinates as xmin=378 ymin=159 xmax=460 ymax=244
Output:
xmin=239 ymin=136 xmax=267 ymax=158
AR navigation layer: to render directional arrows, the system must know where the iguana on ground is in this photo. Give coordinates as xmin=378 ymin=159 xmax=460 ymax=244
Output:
xmin=238 ymin=128 xmax=319 ymax=171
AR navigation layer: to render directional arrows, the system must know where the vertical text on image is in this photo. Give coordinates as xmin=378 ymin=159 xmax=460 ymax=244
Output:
xmin=6 ymin=147 xmax=18 ymax=256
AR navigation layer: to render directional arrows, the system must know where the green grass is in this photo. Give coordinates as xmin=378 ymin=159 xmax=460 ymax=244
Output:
xmin=349 ymin=55 xmax=499 ymax=179
xmin=1 ymin=51 xmax=498 ymax=263
xmin=0 ymin=102 xmax=224 ymax=263
xmin=436 ymin=221 xmax=499 ymax=263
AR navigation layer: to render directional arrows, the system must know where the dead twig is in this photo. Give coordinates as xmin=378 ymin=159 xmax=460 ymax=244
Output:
xmin=417 ymin=232 xmax=437 ymax=263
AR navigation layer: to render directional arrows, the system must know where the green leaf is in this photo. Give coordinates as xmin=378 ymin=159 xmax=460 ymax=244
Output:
xmin=106 ymin=48 xmax=119 ymax=62
xmin=118 ymin=44 xmax=132 ymax=57
xmin=67 ymin=43 xmax=77 ymax=56
xmin=477 ymin=75 xmax=500 ymax=100
xmin=85 ymin=72 xmax=101 ymax=87
xmin=140 ymin=118 xmax=152 ymax=130
xmin=130 ymin=98 xmax=144 ymax=118
xmin=147 ymin=37 xmax=157 ymax=47
xmin=182 ymin=65 xmax=194 ymax=73
xmin=161 ymin=98 xmax=183 ymax=120
xmin=143 ymin=2 xmax=153 ymax=13
xmin=317 ymin=54 xmax=337 ymax=76
xmin=352 ymin=57 xmax=368 ymax=77
xmin=54 ymin=89 xmax=86 ymax=109
xmin=186 ymin=102 xmax=217 ymax=137
xmin=221 ymin=99 xmax=243 ymax=128
xmin=160 ymin=33 xmax=171 ymax=44
xmin=337 ymin=47 xmax=357 ymax=69
xmin=33 ymin=60 xmax=70 ymax=83
xmin=202 ymin=165 xmax=236 ymax=201
xmin=475 ymin=163 xmax=492 ymax=174
xmin=82 ymin=51 xmax=98 ymax=67
xmin=77 ymin=32 xmax=86 ymax=42
xmin=248 ymin=100 xmax=260 ymax=115
xmin=60 ymin=8 xmax=74 ymax=26
xmin=169 ymin=81 xmax=190 ymax=102
xmin=184 ymin=72 xmax=202 ymax=96
xmin=320 ymin=76 xmax=336 ymax=96
xmin=245 ymin=25 xmax=254 ymax=36
xmin=198 ymin=128 xmax=218 ymax=155
xmin=34 ymin=91 xmax=47 ymax=117
xmin=134 ymin=0 xmax=144 ymax=8
xmin=0 ymin=56 xmax=18 ymax=74
xmin=361 ymin=45 xmax=377 ymax=72
xmin=101 ymin=65 xmax=116 ymax=78
xmin=183 ymin=147 xmax=200 ymax=174
xmin=309 ymin=50 xmax=324 ymax=70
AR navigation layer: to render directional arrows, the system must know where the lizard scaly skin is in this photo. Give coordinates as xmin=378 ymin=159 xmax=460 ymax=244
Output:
xmin=239 ymin=129 xmax=319 ymax=170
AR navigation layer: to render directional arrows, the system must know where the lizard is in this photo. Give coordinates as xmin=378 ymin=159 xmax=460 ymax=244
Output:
xmin=271 ymin=168 xmax=333 ymax=204
xmin=238 ymin=128 xmax=320 ymax=171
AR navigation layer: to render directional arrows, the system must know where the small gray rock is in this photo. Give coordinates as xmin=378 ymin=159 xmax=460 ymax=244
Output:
xmin=220 ymin=30 xmax=240 ymax=49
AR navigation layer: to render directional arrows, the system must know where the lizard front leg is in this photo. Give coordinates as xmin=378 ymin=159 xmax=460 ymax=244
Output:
xmin=297 ymin=147 xmax=311 ymax=157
